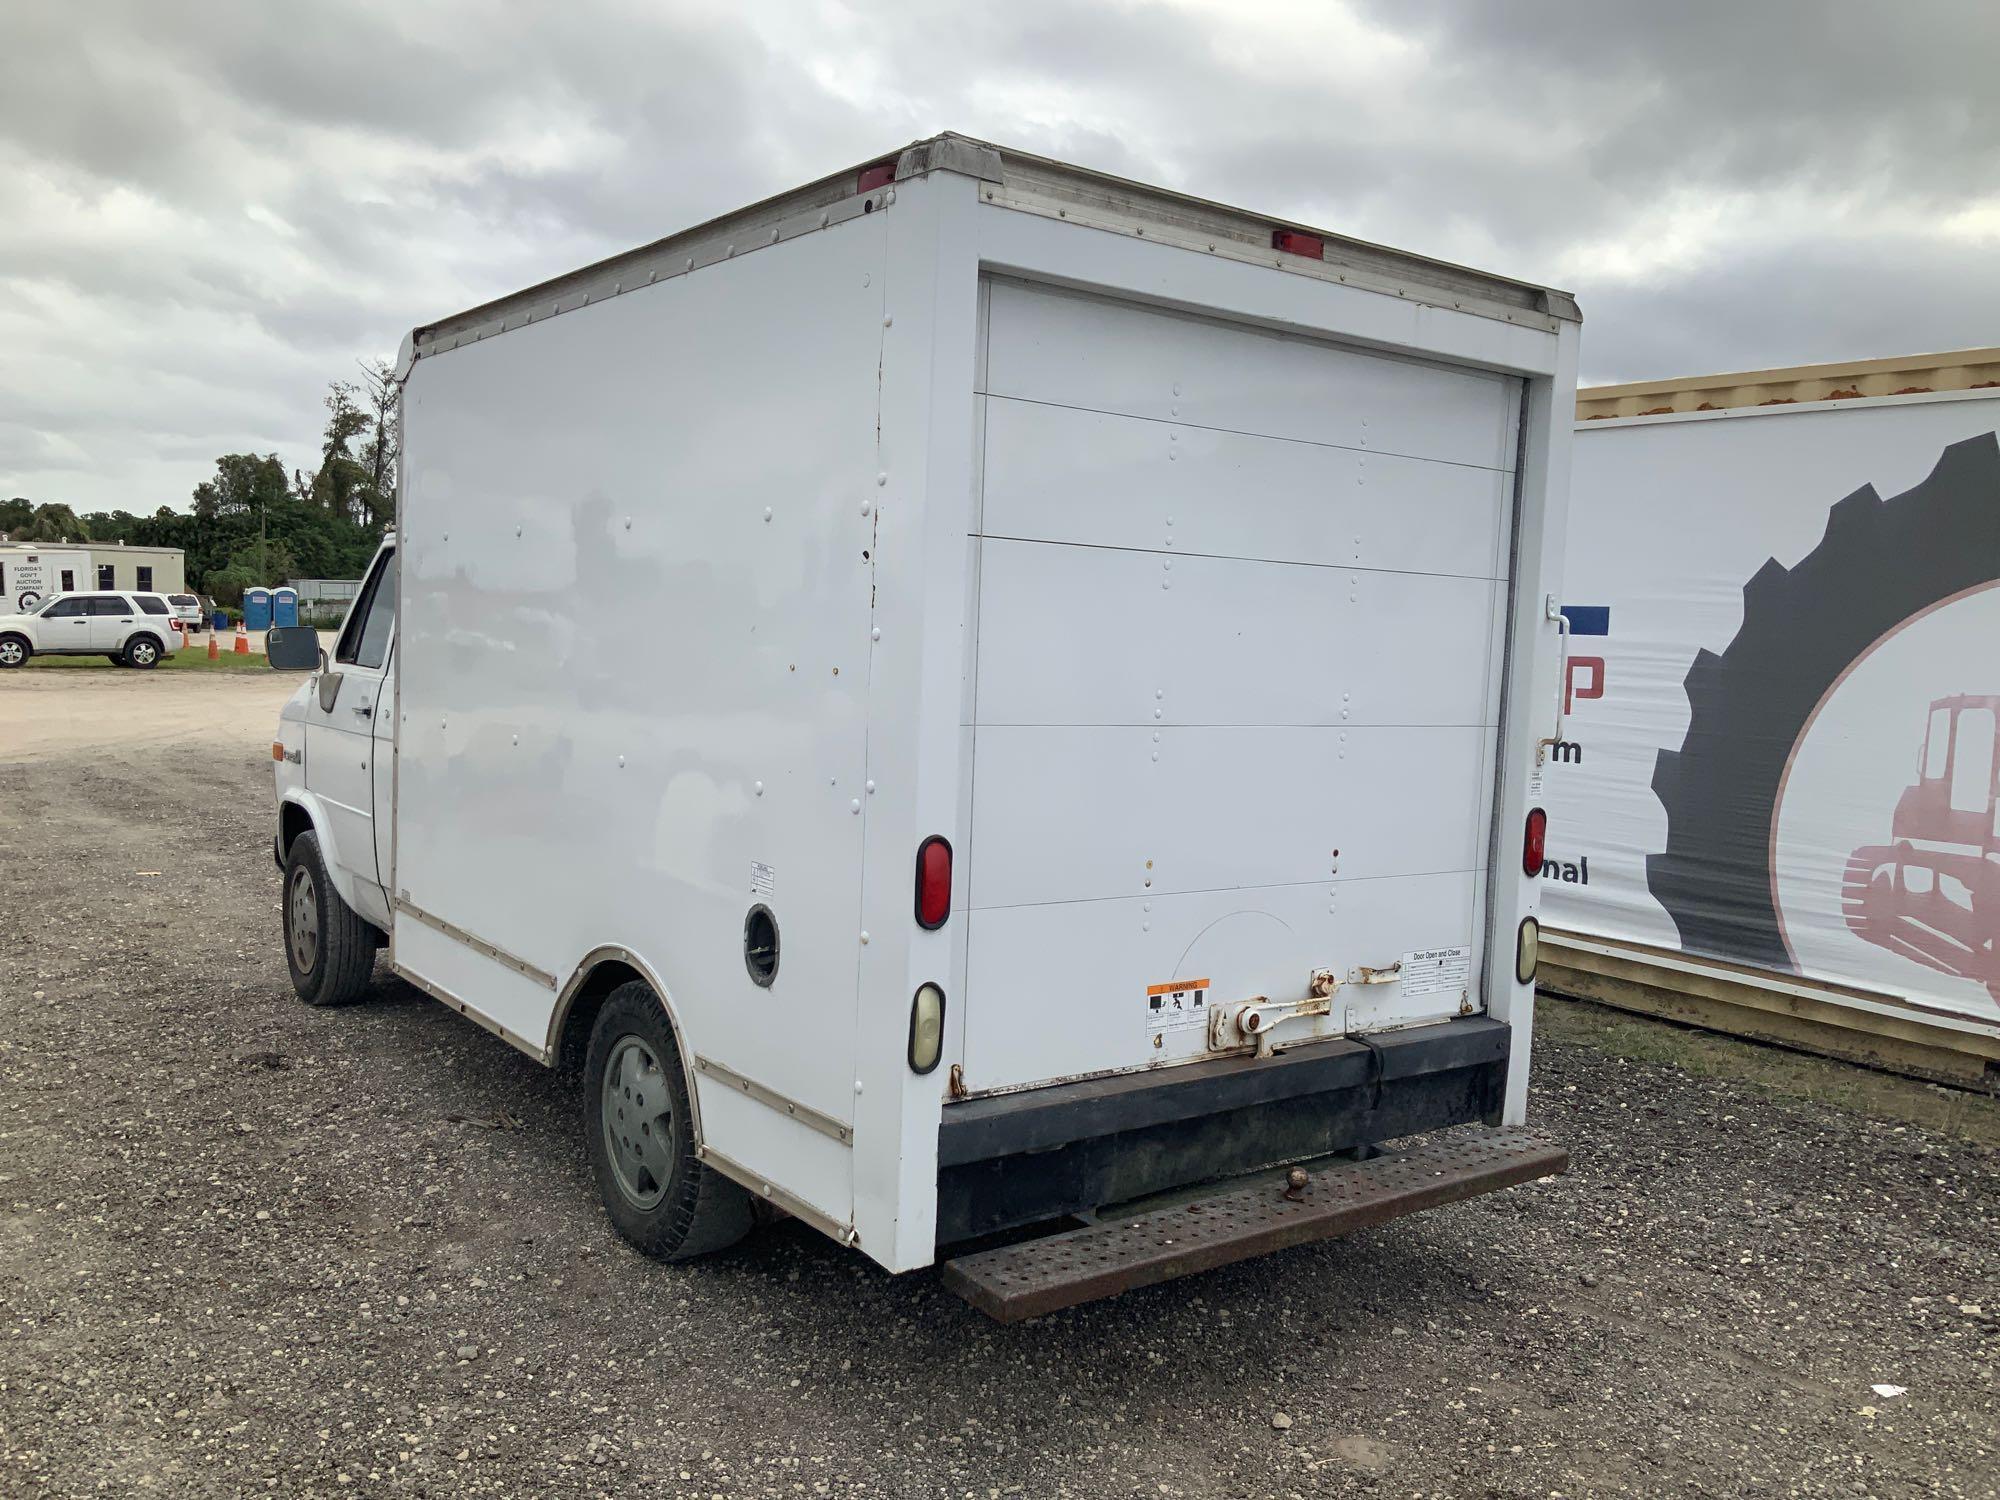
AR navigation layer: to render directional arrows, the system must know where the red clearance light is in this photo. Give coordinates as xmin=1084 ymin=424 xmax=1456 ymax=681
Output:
xmin=915 ymin=836 xmax=952 ymax=929
xmin=1272 ymin=228 xmax=1324 ymax=260
xmin=856 ymin=159 xmax=897 ymax=195
xmin=1523 ymin=808 xmax=1548 ymax=877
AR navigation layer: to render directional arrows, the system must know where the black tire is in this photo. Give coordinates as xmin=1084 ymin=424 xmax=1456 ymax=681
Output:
xmin=0 ymin=634 xmax=28 ymax=669
xmin=1649 ymin=431 xmax=2000 ymax=968
xmin=584 ymin=982 xmax=753 ymax=1261
xmin=123 ymin=634 xmax=163 ymax=669
xmin=282 ymin=830 xmax=377 ymax=1007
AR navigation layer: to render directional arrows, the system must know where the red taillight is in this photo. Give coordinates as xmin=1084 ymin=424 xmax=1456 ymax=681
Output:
xmin=1272 ymin=228 xmax=1325 ymax=260
xmin=1523 ymin=808 xmax=1547 ymax=877
xmin=915 ymin=836 xmax=952 ymax=929
xmin=856 ymin=159 xmax=897 ymax=195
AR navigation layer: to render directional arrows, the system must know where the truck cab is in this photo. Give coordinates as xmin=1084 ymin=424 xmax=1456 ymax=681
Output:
xmin=271 ymin=540 xmax=398 ymax=966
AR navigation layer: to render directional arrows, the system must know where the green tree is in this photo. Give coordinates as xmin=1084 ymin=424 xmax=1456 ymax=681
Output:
xmin=5 ymin=501 xmax=91 ymax=543
xmin=308 ymin=381 xmax=376 ymax=525
xmin=356 ymin=358 xmax=399 ymax=527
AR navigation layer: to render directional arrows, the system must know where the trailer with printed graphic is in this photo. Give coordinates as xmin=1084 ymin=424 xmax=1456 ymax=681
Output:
xmin=1542 ymin=352 xmax=2000 ymax=1086
xmin=263 ymin=135 xmax=1579 ymax=1317
xmin=0 ymin=546 xmax=91 ymax=614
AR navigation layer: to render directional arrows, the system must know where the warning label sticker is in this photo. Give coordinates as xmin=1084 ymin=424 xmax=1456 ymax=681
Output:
xmin=1145 ymin=977 xmax=1210 ymax=1034
xmin=749 ymin=861 xmax=776 ymax=896
xmin=1399 ymin=946 xmax=1470 ymax=1000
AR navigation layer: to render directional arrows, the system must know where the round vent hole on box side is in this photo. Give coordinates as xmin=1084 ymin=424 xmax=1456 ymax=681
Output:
xmin=744 ymin=905 xmax=780 ymax=987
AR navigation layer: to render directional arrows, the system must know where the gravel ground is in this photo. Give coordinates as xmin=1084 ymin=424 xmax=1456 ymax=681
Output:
xmin=2 ymin=680 xmax=1997 ymax=1497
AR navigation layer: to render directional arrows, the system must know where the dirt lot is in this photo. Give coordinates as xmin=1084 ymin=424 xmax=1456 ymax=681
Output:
xmin=2 ymin=674 xmax=1997 ymax=1497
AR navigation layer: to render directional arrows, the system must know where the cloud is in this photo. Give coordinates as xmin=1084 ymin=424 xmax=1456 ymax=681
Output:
xmin=0 ymin=0 xmax=1994 ymax=510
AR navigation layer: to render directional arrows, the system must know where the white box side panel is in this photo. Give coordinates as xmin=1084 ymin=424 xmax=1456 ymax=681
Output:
xmin=397 ymin=212 xmax=891 ymax=1221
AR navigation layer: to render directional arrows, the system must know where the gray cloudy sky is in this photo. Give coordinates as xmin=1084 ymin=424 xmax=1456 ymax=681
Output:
xmin=4 ymin=0 xmax=1997 ymax=513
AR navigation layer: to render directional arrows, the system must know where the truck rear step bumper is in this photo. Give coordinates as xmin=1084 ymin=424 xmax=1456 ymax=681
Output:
xmin=937 ymin=1015 xmax=1510 ymax=1241
xmin=940 ymin=1126 xmax=1567 ymax=1322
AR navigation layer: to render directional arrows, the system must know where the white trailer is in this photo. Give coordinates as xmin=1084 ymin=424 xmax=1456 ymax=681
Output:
xmin=0 ymin=546 xmax=91 ymax=613
xmin=1542 ymin=354 xmax=2000 ymax=1087
xmin=267 ymin=135 xmax=1579 ymax=1317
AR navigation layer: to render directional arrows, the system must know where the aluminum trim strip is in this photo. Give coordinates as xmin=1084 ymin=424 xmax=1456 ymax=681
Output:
xmin=389 ymin=960 xmax=547 ymax=1064
xmin=694 ymin=1055 xmax=854 ymax=1146
xmin=980 ymin=181 xmax=1562 ymax=336
xmin=393 ymin=895 xmax=558 ymax=990
xmin=697 ymin=1143 xmax=859 ymax=1247
xmin=414 ymin=189 xmax=889 ymax=359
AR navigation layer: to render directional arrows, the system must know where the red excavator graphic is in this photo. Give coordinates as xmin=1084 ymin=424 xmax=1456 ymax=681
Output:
xmin=1842 ymin=695 xmax=2000 ymax=1001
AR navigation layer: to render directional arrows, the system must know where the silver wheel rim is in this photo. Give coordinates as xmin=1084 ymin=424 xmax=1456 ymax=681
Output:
xmin=0 ymin=641 xmax=20 ymax=666
xmin=287 ymin=865 xmax=319 ymax=975
xmin=132 ymin=641 xmax=156 ymax=664
xmin=602 ymin=1037 xmax=674 ymax=1209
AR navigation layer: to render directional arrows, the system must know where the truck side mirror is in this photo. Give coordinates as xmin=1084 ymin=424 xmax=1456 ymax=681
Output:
xmin=266 ymin=625 xmax=321 ymax=672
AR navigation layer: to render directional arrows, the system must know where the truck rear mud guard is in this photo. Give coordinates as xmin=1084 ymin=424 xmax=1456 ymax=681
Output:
xmin=940 ymin=1126 xmax=1567 ymax=1323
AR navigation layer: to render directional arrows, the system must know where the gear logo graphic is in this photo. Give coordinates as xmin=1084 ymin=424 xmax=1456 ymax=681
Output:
xmin=1646 ymin=431 xmax=2000 ymax=973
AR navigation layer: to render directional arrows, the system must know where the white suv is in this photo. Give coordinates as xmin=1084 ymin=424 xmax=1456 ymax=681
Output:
xmin=168 ymin=593 xmax=207 ymax=632
xmin=0 ymin=590 xmax=184 ymax=668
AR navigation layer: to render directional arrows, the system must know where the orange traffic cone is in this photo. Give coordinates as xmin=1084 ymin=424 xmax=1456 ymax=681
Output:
xmin=234 ymin=622 xmax=249 ymax=655
xmin=207 ymin=630 xmax=219 ymax=660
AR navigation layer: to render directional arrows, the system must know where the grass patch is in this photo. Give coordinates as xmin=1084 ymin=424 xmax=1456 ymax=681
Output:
xmin=1540 ymin=992 xmax=2000 ymax=1147
xmin=22 ymin=644 xmax=272 ymax=673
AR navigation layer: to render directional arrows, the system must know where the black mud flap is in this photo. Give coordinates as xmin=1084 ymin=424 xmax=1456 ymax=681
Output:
xmin=939 ymin=1126 xmax=1567 ymax=1323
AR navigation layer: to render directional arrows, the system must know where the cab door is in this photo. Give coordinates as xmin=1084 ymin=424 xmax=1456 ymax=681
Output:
xmin=305 ymin=547 xmax=397 ymax=898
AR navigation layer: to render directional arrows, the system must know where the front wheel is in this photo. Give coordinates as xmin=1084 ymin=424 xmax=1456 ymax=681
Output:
xmin=584 ymin=982 xmax=753 ymax=1261
xmin=0 ymin=635 xmax=28 ymax=668
xmin=282 ymin=830 xmax=377 ymax=1006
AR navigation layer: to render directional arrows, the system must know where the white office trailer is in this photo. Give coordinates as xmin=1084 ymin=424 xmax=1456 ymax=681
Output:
xmin=0 ymin=546 xmax=91 ymax=612
xmin=0 ymin=541 xmax=186 ymax=604
xmin=271 ymin=136 xmax=1581 ymax=1317
xmin=1541 ymin=351 xmax=2000 ymax=1088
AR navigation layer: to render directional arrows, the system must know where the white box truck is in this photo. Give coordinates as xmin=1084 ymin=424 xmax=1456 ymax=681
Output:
xmin=266 ymin=135 xmax=1579 ymax=1318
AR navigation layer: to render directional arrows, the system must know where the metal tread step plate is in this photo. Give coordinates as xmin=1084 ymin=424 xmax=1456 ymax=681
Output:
xmin=938 ymin=1126 xmax=1568 ymax=1323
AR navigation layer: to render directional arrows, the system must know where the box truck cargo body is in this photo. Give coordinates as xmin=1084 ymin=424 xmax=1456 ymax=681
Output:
xmin=269 ymin=136 xmax=1579 ymax=1315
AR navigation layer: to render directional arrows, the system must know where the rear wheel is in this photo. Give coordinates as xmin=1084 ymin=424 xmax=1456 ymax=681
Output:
xmin=282 ymin=830 xmax=377 ymax=1006
xmin=0 ymin=635 xmax=27 ymax=668
xmin=124 ymin=635 xmax=161 ymax=669
xmin=584 ymin=982 xmax=752 ymax=1260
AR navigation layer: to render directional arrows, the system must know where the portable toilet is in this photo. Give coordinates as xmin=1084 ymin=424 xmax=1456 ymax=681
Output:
xmin=273 ymin=587 xmax=299 ymax=628
xmin=244 ymin=588 xmax=272 ymax=631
